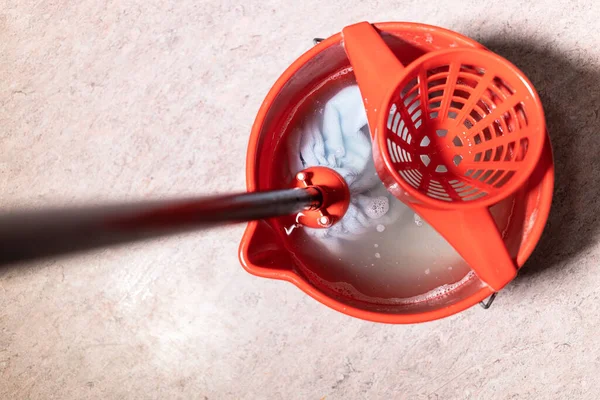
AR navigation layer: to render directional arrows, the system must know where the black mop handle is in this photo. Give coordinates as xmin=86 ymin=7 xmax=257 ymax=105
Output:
xmin=0 ymin=187 xmax=322 ymax=266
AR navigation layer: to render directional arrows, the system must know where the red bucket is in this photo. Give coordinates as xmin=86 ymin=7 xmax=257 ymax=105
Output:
xmin=239 ymin=22 xmax=554 ymax=323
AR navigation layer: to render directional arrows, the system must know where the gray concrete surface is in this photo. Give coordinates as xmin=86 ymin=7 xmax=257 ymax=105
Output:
xmin=1 ymin=0 xmax=599 ymax=398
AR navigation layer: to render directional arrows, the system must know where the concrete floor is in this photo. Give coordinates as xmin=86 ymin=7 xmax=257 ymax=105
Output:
xmin=1 ymin=0 xmax=599 ymax=398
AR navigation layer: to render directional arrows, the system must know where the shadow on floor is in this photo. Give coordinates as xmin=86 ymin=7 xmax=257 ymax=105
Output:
xmin=479 ymin=34 xmax=600 ymax=277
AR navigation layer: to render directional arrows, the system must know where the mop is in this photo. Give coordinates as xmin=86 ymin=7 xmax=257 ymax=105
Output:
xmin=288 ymin=85 xmax=401 ymax=243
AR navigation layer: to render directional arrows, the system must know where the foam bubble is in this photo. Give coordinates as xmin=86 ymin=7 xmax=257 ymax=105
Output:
xmin=414 ymin=213 xmax=423 ymax=227
xmin=364 ymin=196 xmax=389 ymax=219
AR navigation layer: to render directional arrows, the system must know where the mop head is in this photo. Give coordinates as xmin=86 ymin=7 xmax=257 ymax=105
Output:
xmin=288 ymin=85 xmax=400 ymax=241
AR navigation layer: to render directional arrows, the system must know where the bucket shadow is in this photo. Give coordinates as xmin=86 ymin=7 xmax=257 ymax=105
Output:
xmin=479 ymin=34 xmax=600 ymax=277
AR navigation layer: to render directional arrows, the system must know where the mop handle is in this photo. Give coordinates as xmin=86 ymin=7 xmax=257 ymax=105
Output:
xmin=0 ymin=187 xmax=322 ymax=266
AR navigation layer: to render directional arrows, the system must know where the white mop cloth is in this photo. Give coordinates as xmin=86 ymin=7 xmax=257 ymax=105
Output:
xmin=288 ymin=85 xmax=400 ymax=242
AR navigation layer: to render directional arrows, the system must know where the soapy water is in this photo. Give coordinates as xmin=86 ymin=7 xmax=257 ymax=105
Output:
xmin=301 ymin=265 xmax=478 ymax=306
xmin=281 ymin=72 xmax=515 ymax=302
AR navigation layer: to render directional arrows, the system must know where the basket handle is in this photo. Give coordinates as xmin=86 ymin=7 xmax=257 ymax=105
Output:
xmin=342 ymin=22 xmax=405 ymax=138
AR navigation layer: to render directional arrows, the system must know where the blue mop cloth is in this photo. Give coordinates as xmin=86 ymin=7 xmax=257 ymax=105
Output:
xmin=287 ymin=85 xmax=400 ymax=242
